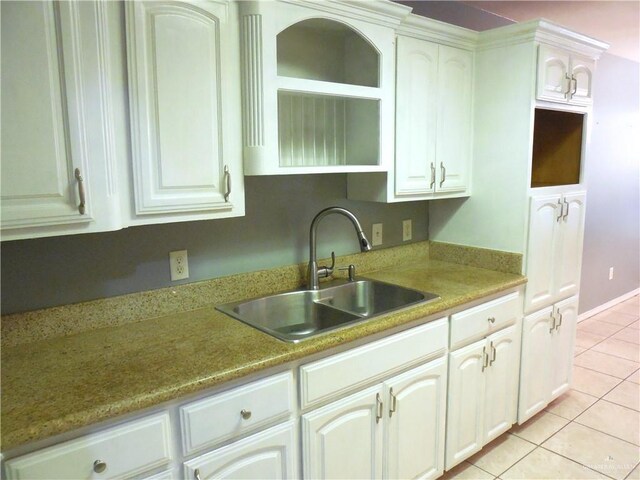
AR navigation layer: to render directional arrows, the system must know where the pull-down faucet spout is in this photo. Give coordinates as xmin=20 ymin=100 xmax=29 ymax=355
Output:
xmin=307 ymin=207 xmax=372 ymax=290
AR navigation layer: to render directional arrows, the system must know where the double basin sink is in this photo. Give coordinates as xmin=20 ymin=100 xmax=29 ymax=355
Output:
xmin=217 ymin=279 xmax=439 ymax=342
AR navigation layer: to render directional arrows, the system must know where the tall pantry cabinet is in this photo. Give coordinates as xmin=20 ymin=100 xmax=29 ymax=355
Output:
xmin=426 ymin=20 xmax=608 ymax=423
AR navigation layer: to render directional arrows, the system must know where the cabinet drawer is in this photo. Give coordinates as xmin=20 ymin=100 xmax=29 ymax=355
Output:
xmin=450 ymin=292 xmax=520 ymax=350
xmin=300 ymin=318 xmax=448 ymax=409
xmin=180 ymin=371 xmax=294 ymax=455
xmin=4 ymin=413 xmax=172 ymax=480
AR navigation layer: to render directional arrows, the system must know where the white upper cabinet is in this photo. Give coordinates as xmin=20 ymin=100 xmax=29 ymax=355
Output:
xmin=537 ymin=45 xmax=595 ymax=106
xmin=239 ymin=1 xmax=409 ymax=175
xmin=1 ymin=1 xmax=120 ymax=241
xmin=125 ymin=0 xmax=244 ymax=223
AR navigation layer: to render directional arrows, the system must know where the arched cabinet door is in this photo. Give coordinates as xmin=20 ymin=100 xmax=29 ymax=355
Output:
xmin=570 ymin=55 xmax=595 ymax=105
xmin=126 ymin=0 xmax=244 ymax=222
xmin=536 ymin=45 xmax=571 ymax=103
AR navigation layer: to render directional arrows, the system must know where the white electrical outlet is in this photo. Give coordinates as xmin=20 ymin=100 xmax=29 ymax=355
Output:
xmin=609 ymin=267 xmax=614 ymax=280
xmin=170 ymin=250 xmax=189 ymax=281
xmin=372 ymin=223 xmax=383 ymax=246
xmin=402 ymin=219 xmax=412 ymax=241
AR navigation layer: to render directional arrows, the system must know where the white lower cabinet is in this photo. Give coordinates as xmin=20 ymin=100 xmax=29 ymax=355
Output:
xmin=445 ymin=324 xmax=520 ymax=470
xmin=302 ymin=358 xmax=448 ymax=480
xmin=518 ymin=296 xmax=578 ymax=423
xmin=183 ymin=420 xmax=298 ymax=480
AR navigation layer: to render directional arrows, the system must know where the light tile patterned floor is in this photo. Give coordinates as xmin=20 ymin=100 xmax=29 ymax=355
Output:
xmin=442 ymin=295 xmax=640 ymax=480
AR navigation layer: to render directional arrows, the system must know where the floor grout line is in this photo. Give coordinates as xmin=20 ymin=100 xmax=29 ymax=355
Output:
xmin=537 ymin=444 xmax=618 ymax=480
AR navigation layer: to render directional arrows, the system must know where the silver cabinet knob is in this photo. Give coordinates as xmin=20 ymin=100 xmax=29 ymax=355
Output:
xmin=194 ymin=468 xmax=202 ymax=480
xmin=488 ymin=317 xmax=496 ymax=324
xmin=93 ymin=460 xmax=107 ymax=473
xmin=240 ymin=409 xmax=252 ymax=420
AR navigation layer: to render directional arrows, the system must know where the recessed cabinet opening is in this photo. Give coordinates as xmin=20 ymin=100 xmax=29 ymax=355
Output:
xmin=278 ymin=92 xmax=379 ymax=167
xmin=277 ymin=19 xmax=379 ymax=87
xmin=531 ymin=109 xmax=584 ymax=188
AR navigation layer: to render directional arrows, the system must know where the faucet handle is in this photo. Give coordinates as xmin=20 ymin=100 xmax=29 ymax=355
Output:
xmin=318 ymin=251 xmax=336 ymax=279
xmin=338 ymin=264 xmax=356 ymax=282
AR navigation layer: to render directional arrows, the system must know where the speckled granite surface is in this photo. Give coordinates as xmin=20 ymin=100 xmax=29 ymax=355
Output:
xmin=1 ymin=255 xmax=525 ymax=451
xmin=430 ymin=241 xmax=522 ymax=274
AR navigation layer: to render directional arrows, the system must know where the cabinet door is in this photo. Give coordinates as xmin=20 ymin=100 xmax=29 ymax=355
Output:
xmin=436 ymin=46 xmax=473 ymax=194
xmin=183 ymin=421 xmax=298 ymax=480
xmin=569 ymin=55 xmax=595 ymax=106
xmin=550 ymin=296 xmax=579 ymax=400
xmin=126 ymin=0 xmax=244 ymax=219
xmin=536 ymin=45 xmax=571 ymax=103
xmin=395 ymin=36 xmax=438 ymax=196
xmin=518 ymin=307 xmax=554 ymax=423
xmin=484 ymin=325 xmax=520 ymax=443
xmin=302 ymin=385 xmax=383 ymax=479
xmin=554 ymin=192 xmax=587 ymax=301
xmin=524 ymin=194 xmax=563 ymax=313
xmin=445 ymin=340 xmax=486 ymax=470
xmin=384 ymin=358 xmax=447 ymax=480
xmin=1 ymin=1 xmax=91 ymax=231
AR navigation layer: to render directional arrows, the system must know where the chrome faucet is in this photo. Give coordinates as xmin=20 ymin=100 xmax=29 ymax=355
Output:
xmin=307 ymin=207 xmax=372 ymax=290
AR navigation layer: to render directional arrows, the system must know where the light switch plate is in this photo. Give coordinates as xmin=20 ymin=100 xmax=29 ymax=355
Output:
xmin=372 ymin=223 xmax=383 ymax=246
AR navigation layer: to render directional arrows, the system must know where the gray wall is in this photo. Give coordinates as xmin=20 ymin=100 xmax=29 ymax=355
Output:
xmin=579 ymin=53 xmax=640 ymax=312
xmin=1 ymin=175 xmax=428 ymax=314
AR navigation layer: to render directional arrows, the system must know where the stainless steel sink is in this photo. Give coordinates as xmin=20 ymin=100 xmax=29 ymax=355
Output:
xmin=216 ymin=279 xmax=439 ymax=342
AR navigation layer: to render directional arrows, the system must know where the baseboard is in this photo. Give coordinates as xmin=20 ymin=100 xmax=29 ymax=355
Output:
xmin=578 ymin=288 xmax=640 ymax=322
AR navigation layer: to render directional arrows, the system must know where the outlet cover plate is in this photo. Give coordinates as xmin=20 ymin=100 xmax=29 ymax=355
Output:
xmin=170 ymin=250 xmax=189 ymax=281
xmin=402 ymin=219 xmax=412 ymax=241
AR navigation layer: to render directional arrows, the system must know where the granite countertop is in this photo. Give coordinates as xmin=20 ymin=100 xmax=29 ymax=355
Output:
xmin=1 ymin=257 xmax=525 ymax=451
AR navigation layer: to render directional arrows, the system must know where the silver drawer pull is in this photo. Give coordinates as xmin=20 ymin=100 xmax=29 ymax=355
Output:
xmin=481 ymin=346 xmax=488 ymax=372
xmin=389 ymin=387 xmax=397 ymax=417
xmin=488 ymin=316 xmax=496 ymax=324
xmin=240 ymin=409 xmax=252 ymax=420
xmin=440 ymin=162 xmax=446 ymax=187
xmin=223 ymin=165 xmax=231 ymax=202
xmin=93 ymin=460 xmax=107 ymax=474
xmin=563 ymin=199 xmax=569 ymax=221
xmin=375 ymin=393 xmax=383 ymax=424
xmin=194 ymin=468 xmax=202 ymax=480
xmin=430 ymin=162 xmax=436 ymax=189
xmin=75 ymin=168 xmax=86 ymax=215
xmin=557 ymin=199 xmax=564 ymax=222
xmin=490 ymin=342 xmax=497 ymax=366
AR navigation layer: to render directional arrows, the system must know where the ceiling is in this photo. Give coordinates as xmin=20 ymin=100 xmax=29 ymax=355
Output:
xmin=462 ymin=1 xmax=640 ymax=62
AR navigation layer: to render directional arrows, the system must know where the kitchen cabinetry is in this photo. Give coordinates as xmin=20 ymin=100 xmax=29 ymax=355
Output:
xmin=238 ymin=1 xmax=408 ymax=175
xmin=1 ymin=0 xmax=120 ymax=241
xmin=125 ymin=0 xmax=244 ymax=224
xmin=445 ymin=293 xmax=521 ymax=470
xmin=301 ymin=318 xmax=449 ymax=479
xmin=518 ymin=296 xmax=578 ymax=423
xmin=524 ymin=191 xmax=586 ymax=314
xmin=537 ymin=45 xmax=595 ymax=106
xmin=347 ymin=14 xmax=474 ymax=203
xmin=4 ymin=413 xmax=173 ymax=479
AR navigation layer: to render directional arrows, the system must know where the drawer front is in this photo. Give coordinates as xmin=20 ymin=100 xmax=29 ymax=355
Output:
xmin=300 ymin=318 xmax=448 ymax=409
xmin=180 ymin=371 xmax=294 ymax=455
xmin=4 ymin=413 xmax=172 ymax=480
xmin=450 ymin=292 xmax=520 ymax=350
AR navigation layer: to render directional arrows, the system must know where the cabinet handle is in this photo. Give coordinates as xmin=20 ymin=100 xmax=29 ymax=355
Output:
xmin=571 ymin=74 xmax=578 ymax=96
xmin=74 ymin=168 xmax=86 ymax=215
xmin=549 ymin=311 xmax=557 ymax=333
xmin=430 ymin=162 xmax=436 ymax=189
xmin=240 ymin=409 xmax=252 ymax=420
xmin=489 ymin=341 xmax=497 ymax=366
xmin=223 ymin=165 xmax=231 ymax=202
xmin=389 ymin=388 xmax=397 ymax=417
xmin=564 ymin=73 xmax=572 ymax=98
xmin=555 ymin=310 xmax=563 ymax=331
xmin=375 ymin=393 xmax=383 ymax=423
xmin=440 ymin=162 xmax=446 ymax=187
xmin=557 ymin=199 xmax=564 ymax=222
xmin=488 ymin=316 xmax=496 ymax=324
xmin=481 ymin=346 xmax=488 ymax=372
xmin=563 ymin=199 xmax=569 ymax=221
xmin=194 ymin=468 xmax=202 ymax=480
xmin=93 ymin=460 xmax=107 ymax=474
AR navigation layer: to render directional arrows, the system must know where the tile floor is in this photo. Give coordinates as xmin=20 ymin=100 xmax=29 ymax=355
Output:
xmin=442 ymin=295 xmax=640 ymax=480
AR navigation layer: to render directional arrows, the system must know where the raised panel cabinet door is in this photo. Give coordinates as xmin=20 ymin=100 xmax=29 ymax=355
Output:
xmin=445 ymin=340 xmax=486 ymax=471
xmin=183 ymin=421 xmax=298 ymax=480
xmin=384 ymin=357 xmax=448 ymax=480
xmin=518 ymin=307 xmax=554 ymax=424
xmin=126 ymin=0 xmax=243 ymax=217
xmin=536 ymin=45 xmax=571 ymax=103
xmin=483 ymin=325 xmax=520 ymax=443
xmin=524 ymin=194 xmax=563 ymax=313
xmin=550 ymin=296 xmax=579 ymax=400
xmin=1 ymin=1 xmax=92 ymax=230
xmin=569 ymin=55 xmax=595 ymax=106
xmin=435 ymin=46 xmax=473 ymax=194
xmin=554 ymin=191 xmax=587 ymax=301
xmin=395 ymin=36 xmax=438 ymax=196
xmin=302 ymin=385 xmax=384 ymax=479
